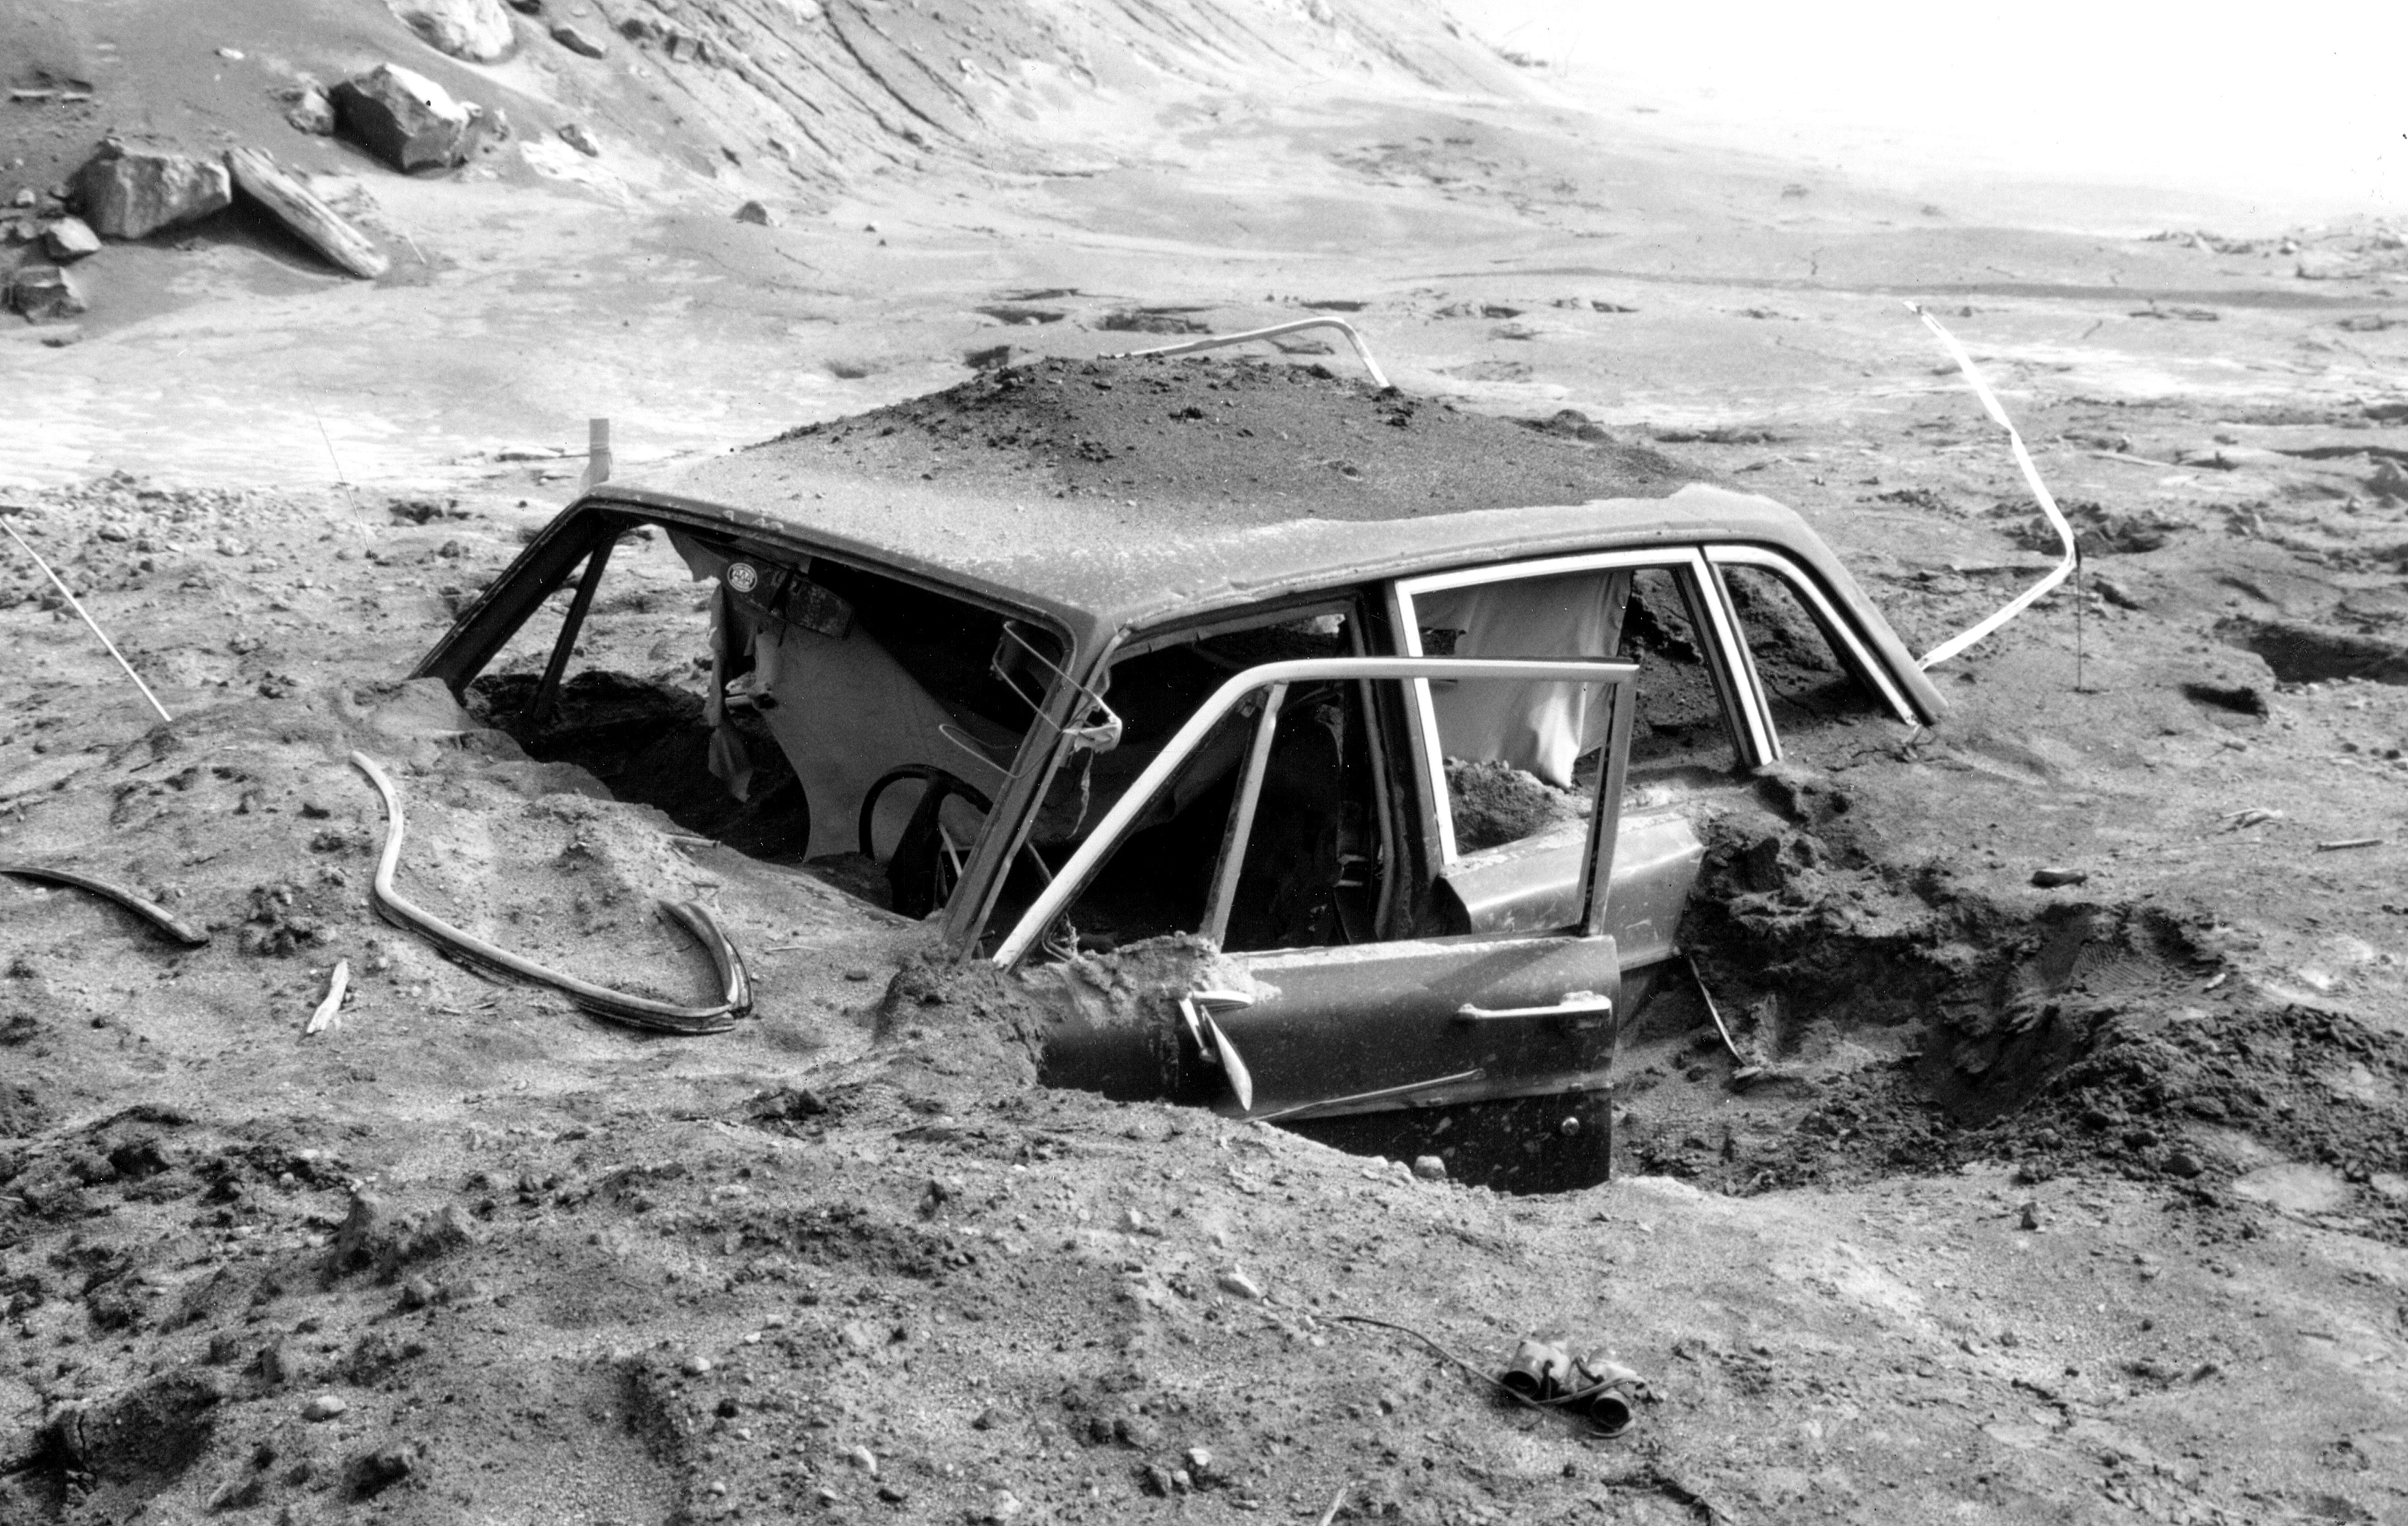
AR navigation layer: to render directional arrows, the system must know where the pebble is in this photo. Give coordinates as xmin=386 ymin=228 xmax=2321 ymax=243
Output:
xmin=1411 ymin=1155 xmax=1447 ymax=1181
xmin=301 ymin=1394 xmax=347 ymax=1422
xmin=848 ymin=1444 xmax=878 ymax=1476
xmin=1185 ymin=1445 xmax=1213 ymax=1476
xmin=2031 ymin=866 xmax=2090 ymax=888
xmin=2164 ymin=1151 xmax=2204 ymax=1179
xmin=843 ymin=968 xmax=873 ymax=982
xmin=2017 ymin=1201 xmax=2042 ymax=1231
xmin=1216 ymin=1270 xmax=1264 ymax=1301
xmin=707 ymin=1479 xmax=728 ymax=1496
xmin=683 ymin=1354 xmax=714 ymax=1376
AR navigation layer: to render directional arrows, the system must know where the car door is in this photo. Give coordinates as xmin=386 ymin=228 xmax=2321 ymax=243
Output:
xmin=992 ymin=655 xmax=1638 ymax=1123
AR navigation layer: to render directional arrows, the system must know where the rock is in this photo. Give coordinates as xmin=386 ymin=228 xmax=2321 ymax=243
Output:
xmin=507 ymin=0 xmax=543 ymax=10
xmin=551 ymin=22 xmax=607 ymax=56
xmin=332 ymin=64 xmax=478 ymax=173
xmin=1216 ymin=1269 xmax=1264 ymax=1301
xmin=224 ymin=147 xmax=391 ymax=279
xmin=7 ymin=264 xmax=84 ymax=322
xmin=556 ymin=121 xmax=600 ymax=157
xmin=1185 ymin=1445 xmax=1213 ymax=1476
xmin=301 ymin=1394 xmax=348 ymax=1421
xmin=847 ymin=1444 xmax=878 ymax=1476
xmin=681 ymin=1353 xmax=713 ymax=1375
xmin=397 ymin=1277 xmax=434 ymax=1310
xmin=2164 ymin=1150 xmax=2204 ymax=1179
xmin=2030 ymin=866 xmax=2088 ymax=888
xmin=2016 ymin=1201 xmax=2042 ymax=1231
xmin=1411 ymin=1155 xmax=1447 ymax=1181
xmin=73 ymin=138 xmax=232 ymax=238
xmin=1141 ymin=1464 xmax=1176 ymax=1497
xmin=328 ymin=1192 xmax=475 ymax=1279
xmin=286 ymin=87 xmax=337 ymax=136
xmin=41 ymin=216 xmax=99 ymax=260
xmin=876 ymin=1484 xmax=910 ymax=1503
xmin=734 ymin=199 xmax=782 ymax=227
xmin=361 ymin=1444 xmax=416 ymax=1487
xmin=387 ymin=0 xmax=517 ymax=61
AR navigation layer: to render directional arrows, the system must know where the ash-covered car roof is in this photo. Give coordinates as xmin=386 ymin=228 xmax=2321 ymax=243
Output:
xmin=616 ymin=356 xmax=1876 ymax=649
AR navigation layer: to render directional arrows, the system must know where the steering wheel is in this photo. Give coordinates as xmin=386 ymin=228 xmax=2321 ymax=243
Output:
xmin=860 ymin=765 xmax=997 ymax=919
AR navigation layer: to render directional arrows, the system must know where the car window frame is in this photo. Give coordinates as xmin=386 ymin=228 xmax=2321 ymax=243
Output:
xmin=1703 ymin=545 xmax=1922 ymax=758
xmin=1388 ymin=547 xmax=1772 ymax=869
xmin=988 ymin=655 xmax=1640 ymax=969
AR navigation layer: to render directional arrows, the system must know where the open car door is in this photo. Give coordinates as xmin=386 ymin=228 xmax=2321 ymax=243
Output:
xmin=993 ymin=656 xmax=1639 ymax=1188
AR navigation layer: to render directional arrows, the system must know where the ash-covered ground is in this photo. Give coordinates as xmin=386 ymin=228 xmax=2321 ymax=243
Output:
xmin=6 ymin=1 xmax=2408 ymax=1522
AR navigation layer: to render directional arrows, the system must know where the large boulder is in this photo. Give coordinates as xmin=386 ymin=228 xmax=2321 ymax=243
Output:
xmin=72 ymin=139 xmax=232 ymax=239
xmin=386 ymin=0 xmax=516 ymax=62
xmin=6 ymin=264 xmax=85 ymax=322
xmin=331 ymin=64 xmax=477 ymax=172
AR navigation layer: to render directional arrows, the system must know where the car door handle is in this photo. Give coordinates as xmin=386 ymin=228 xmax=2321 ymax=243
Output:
xmin=1454 ymin=990 xmax=1614 ymax=1029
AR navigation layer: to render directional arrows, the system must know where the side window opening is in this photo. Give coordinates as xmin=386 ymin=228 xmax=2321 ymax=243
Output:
xmin=1719 ymin=563 xmax=1889 ymax=757
xmin=998 ymin=663 xmax=1630 ymax=969
xmin=462 ymin=519 xmax=1064 ymax=918
xmin=1413 ymin=566 xmax=1739 ymax=866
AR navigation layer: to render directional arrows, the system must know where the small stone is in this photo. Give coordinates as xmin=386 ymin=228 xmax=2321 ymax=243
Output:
xmin=556 ymin=121 xmax=600 ymax=156
xmin=877 ymin=1483 xmax=909 ymax=1503
xmin=40 ymin=216 xmax=99 ymax=261
xmin=2017 ymin=1201 xmax=2042 ymax=1231
xmin=707 ymin=1479 xmax=728 ymax=1497
xmin=1122 ymin=1207 xmax=1144 ymax=1232
xmin=982 ymin=1490 xmax=1023 ymax=1522
xmin=6 ymin=264 xmax=84 ymax=322
xmin=551 ymin=22 xmax=608 ymax=56
xmin=844 ymin=968 xmax=873 ymax=982
xmin=1411 ymin=1155 xmax=1447 ymax=1181
xmin=681 ymin=1353 xmax=713 ymax=1376
xmin=1185 ymin=1445 xmax=1212 ymax=1475
xmin=971 ymin=1406 xmax=1002 ymax=1431
xmin=286 ymin=87 xmax=337 ymax=136
xmin=362 ymin=1445 xmax=415 ymax=1484
xmin=2030 ymin=866 xmax=2090 ymax=888
xmin=1216 ymin=1270 xmax=1264 ymax=1301
xmin=714 ymin=1396 xmax=739 ymax=1418
xmin=301 ymin=1394 xmax=348 ymax=1421
xmin=1170 ymin=1468 xmax=1193 ymax=1492
xmin=734 ymin=199 xmax=782 ymax=227
xmin=847 ymin=1444 xmax=877 ymax=1476
xmin=2164 ymin=1151 xmax=2204 ymax=1179
xmin=397 ymin=1276 xmax=434 ymax=1310
xmin=1141 ymin=1464 xmax=1175 ymax=1497
xmin=816 ymin=1485 xmax=840 ymax=1506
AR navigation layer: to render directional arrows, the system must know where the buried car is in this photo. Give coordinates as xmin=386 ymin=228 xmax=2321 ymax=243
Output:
xmin=414 ymin=355 xmax=1945 ymax=1189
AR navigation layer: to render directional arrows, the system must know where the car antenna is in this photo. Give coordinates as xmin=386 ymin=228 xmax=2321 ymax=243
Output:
xmin=1118 ymin=316 xmax=1394 ymax=391
xmin=1901 ymin=301 xmax=2079 ymax=674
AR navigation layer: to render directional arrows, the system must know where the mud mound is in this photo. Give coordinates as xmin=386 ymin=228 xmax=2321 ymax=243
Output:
xmin=766 ymin=355 xmax=1700 ymax=521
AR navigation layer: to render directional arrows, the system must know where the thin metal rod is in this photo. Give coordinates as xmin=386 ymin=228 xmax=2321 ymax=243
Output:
xmin=1255 ymin=1067 xmax=1485 ymax=1123
xmin=2 ymin=521 xmax=173 ymax=723
xmin=1200 ymin=682 xmax=1286 ymax=946
xmin=529 ymin=538 xmax=614 ymax=727
xmin=1123 ymin=317 xmax=1393 ymax=390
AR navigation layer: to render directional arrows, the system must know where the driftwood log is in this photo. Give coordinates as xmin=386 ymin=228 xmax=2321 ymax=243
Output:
xmin=223 ymin=147 xmax=390 ymax=279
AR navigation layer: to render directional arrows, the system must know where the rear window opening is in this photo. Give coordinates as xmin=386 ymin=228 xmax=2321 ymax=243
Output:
xmin=460 ymin=519 xmax=1068 ymax=916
